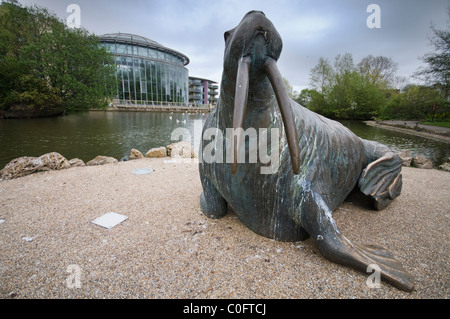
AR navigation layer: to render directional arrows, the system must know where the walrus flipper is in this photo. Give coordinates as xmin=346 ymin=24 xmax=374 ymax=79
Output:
xmin=200 ymin=175 xmax=228 ymax=219
xmin=298 ymin=187 xmax=414 ymax=292
xmin=358 ymin=140 xmax=403 ymax=210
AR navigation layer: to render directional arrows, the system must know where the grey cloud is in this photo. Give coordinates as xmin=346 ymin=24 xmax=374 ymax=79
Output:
xmin=21 ymin=0 xmax=449 ymax=91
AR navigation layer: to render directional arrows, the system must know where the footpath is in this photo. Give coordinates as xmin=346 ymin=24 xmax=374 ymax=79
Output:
xmin=364 ymin=120 xmax=450 ymax=144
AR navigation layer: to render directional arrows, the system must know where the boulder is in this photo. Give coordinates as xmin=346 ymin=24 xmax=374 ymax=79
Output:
xmin=0 ymin=152 xmax=70 ymax=180
xmin=38 ymin=152 xmax=71 ymax=170
xmin=129 ymin=148 xmax=144 ymax=160
xmin=439 ymin=162 xmax=450 ymax=172
xmin=86 ymin=155 xmax=118 ymax=166
xmin=397 ymin=150 xmax=412 ymax=167
xmin=0 ymin=156 xmax=41 ymax=180
xmin=166 ymin=141 xmax=195 ymax=158
xmin=120 ymin=155 xmax=129 ymax=162
xmin=145 ymin=147 xmax=167 ymax=158
xmin=69 ymin=158 xmax=86 ymax=167
xmin=438 ymin=157 xmax=450 ymax=172
xmin=411 ymin=155 xmax=433 ymax=169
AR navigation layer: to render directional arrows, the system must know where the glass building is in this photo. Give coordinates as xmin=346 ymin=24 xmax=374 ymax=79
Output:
xmin=99 ymin=33 xmax=190 ymax=106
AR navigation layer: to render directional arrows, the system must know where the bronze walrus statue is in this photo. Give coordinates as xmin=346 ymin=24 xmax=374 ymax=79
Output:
xmin=198 ymin=11 xmax=414 ymax=292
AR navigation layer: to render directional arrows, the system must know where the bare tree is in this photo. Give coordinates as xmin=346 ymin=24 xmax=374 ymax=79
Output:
xmin=334 ymin=52 xmax=355 ymax=76
xmin=415 ymin=13 xmax=450 ymax=97
xmin=357 ymin=55 xmax=399 ymax=89
xmin=309 ymin=57 xmax=334 ymax=93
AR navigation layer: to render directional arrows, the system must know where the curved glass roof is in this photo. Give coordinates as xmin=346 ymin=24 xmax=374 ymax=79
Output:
xmin=100 ymin=33 xmax=161 ymax=47
xmin=99 ymin=32 xmax=189 ymax=66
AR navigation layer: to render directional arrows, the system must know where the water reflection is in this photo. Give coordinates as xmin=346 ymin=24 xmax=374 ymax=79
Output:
xmin=0 ymin=111 xmax=208 ymax=168
xmin=340 ymin=120 xmax=450 ymax=166
xmin=0 ymin=112 xmax=448 ymax=168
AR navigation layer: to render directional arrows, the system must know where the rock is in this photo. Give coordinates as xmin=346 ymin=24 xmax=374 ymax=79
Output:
xmin=411 ymin=155 xmax=433 ymax=169
xmin=86 ymin=155 xmax=118 ymax=166
xmin=438 ymin=157 xmax=450 ymax=172
xmin=0 ymin=156 xmax=41 ymax=180
xmin=166 ymin=142 xmax=195 ymax=158
xmin=397 ymin=150 xmax=412 ymax=167
xmin=38 ymin=152 xmax=71 ymax=170
xmin=0 ymin=152 xmax=70 ymax=180
xmin=129 ymin=148 xmax=144 ymax=160
xmin=438 ymin=162 xmax=450 ymax=172
xmin=146 ymin=146 xmax=167 ymax=158
xmin=69 ymin=158 xmax=85 ymax=167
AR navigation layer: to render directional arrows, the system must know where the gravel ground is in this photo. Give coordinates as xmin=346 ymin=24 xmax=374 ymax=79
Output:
xmin=0 ymin=157 xmax=448 ymax=299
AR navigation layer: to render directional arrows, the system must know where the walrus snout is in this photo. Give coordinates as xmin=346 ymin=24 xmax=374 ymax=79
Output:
xmin=229 ymin=11 xmax=300 ymax=175
xmin=224 ymin=11 xmax=282 ymax=67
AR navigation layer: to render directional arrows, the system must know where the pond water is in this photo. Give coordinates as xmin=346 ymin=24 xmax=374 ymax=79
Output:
xmin=339 ymin=120 xmax=449 ymax=166
xmin=0 ymin=111 xmax=449 ymax=169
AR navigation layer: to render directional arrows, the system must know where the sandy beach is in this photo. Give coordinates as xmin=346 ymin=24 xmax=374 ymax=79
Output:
xmin=0 ymin=157 xmax=448 ymax=299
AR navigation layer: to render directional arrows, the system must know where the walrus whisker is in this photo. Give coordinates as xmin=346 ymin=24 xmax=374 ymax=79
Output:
xmin=264 ymin=57 xmax=300 ymax=174
xmin=231 ymin=56 xmax=251 ymax=175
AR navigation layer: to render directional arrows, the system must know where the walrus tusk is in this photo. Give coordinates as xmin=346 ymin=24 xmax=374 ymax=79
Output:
xmin=265 ymin=58 xmax=300 ymax=174
xmin=231 ymin=56 xmax=251 ymax=174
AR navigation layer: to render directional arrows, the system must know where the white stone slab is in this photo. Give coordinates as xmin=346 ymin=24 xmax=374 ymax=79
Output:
xmin=92 ymin=212 xmax=128 ymax=229
xmin=132 ymin=168 xmax=153 ymax=175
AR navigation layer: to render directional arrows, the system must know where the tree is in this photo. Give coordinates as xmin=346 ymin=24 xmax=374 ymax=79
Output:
xmin=382 ymin=84 xmax=445 ymax=120
xmin=357 ymin=55 xmax=399 ymax=89
xmin=307 ymin=53 xmax=389 ymax=119
xmin=415 ymin=10 xmax=450 ymax=98
xmin=283 ymin=77 xmax=297 ymax=99
xmin=327 ymin=70 xmax=385 ymax=119
xmin=334 ymin=53 xmax=356 ymax=77
xmin=0 ymin=2 xmax=116 ymax=118
xmin=307 ymin=57 xmax=334 ymax=118
xmin=329 ymin=53 xmax=357 ymax=117
xmin=309 ymin=57 xmax=334 ymax=94
xmin=297 ymin=88 xmax=332 ymax=117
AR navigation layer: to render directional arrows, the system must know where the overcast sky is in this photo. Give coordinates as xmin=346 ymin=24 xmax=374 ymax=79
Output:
xmin=18 ymin=0 xmax=450 ymax=92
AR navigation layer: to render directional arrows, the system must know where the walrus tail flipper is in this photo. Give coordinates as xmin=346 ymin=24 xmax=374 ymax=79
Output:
xmin=358 ymin=141 xmax=403 ymax=210
xmin=298 ymin=189 xmax=414 ymax=292
xmin=200 ymin=176 xmax=228 ymax=219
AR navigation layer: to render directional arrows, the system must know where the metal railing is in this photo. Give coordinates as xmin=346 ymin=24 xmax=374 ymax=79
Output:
xmin=110 ymin=99 xmax=213 ymax=111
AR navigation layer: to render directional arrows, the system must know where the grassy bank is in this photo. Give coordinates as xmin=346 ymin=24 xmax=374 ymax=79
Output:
xmin=419 ymin=121 xmax=450 ymax=128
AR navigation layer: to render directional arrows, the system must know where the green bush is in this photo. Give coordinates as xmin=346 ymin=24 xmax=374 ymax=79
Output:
xmin=0 ymin=2 xmax=116 ymax=118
